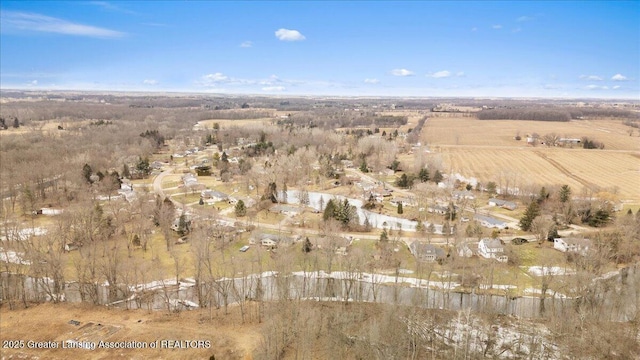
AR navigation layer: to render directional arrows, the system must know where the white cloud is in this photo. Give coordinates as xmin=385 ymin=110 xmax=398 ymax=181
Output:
xmin=275 ymin=28 xmax=305 ymax=41
xmin=428 ymin=70 xmax=451 ymax=78
xmin=143 ymin=79 xmax=158 ymax=85
xmin=611 ymin=73 xmax=627 ymax=81
xmin=492 ymin=24 xmax=502 ymax=30
xmin=202 ymin=73 xmax=229 ymax=84
xmin=517 ymin=16 xmax=533 ymax=22
xmin=391 ymin=69 xmax=414 ymax=76
xmin=364 ymin=78 xmax=380 ymax=84
xmin=0 ymin=11 xmax=125 ymax=38
xmin=586 ymin=84 xmax=608 ymax=90
xmin=240 ymin=41 xmax=253 ymax=48
xmin=471 ymin=27 xmax=477 ymax=32
xmin=89 ymin=1 xmax=136 ymax=15
xmin=512 ymin=27 xmax=522 ymax=33
xmin=456 ymin=71 xmax=465 ymax=77
xmin=613 ymin=85 xmax=621 ymax=90
xmin=580 ymin=75 xmax=603 ymax=81
xmin=262 ymin=86 xmax=285 ymax=92
xmin=30 ymin=80 xmax=38 ymax=86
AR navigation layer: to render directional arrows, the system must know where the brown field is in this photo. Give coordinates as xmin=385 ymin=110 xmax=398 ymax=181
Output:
xmin=0 ymin=302 xmax=260 ymax=360
xmin=422 ymin=117 xmax=640 ymax=201
xmin=424 ymin=117 xmax=639 ymax=150
xmin=198 ymin=118 xmax=275 ymax=129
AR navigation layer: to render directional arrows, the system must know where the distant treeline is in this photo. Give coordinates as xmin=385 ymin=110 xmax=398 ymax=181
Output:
xmin=567 ymin=107 xmax=639 ymax=119
xmin=477 ymin=107 xmax=639 ymax=122
xmin=477 ymin=108 xmax=571 ymax=121
xmin=281 ymin=110 xmax=407 ymax=129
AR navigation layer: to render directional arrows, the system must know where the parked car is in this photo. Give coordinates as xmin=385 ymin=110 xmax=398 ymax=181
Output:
xmin=239 ymin=245 xmax=250 ymax=252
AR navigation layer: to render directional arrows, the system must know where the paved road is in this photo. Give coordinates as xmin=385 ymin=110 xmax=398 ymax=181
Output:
xmin=153 ymin=169 xmax=173 ymax=199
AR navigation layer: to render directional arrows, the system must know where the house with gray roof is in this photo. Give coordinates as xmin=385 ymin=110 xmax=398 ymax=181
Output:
xmin=409 ymin=242 xmax=446 ymax=262
xmin=474 ymin=214 xmax=508 ymax=229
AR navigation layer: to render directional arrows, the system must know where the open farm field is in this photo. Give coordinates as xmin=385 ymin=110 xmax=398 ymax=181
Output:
xmin=422 ymin=117 xmax=640 ymax=201
xmin=439 ymin=147 xmax=639 ymax=201
xmin=424 ymin=117 xmax=640 ymax=151
xmin=197 ymin=117 xmax=276 ymax=129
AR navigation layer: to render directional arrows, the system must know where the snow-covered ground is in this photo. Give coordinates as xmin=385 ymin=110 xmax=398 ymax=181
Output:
xmin=528 ymin=266 xmax=575 ymax=276
xmin=0 ymin=247 xmax=31 ymax=265
xmin=283 ymin=190 xmax=447 ymax=233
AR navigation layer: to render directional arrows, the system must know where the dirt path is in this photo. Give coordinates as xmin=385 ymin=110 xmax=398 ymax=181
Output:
xmin=532 ymin=151 xmax=596 ymax=189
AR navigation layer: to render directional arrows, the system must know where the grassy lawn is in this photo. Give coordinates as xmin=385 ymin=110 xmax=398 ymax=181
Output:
xmin=511 ymin=242 xmax=567 ymax=268
xmin=172 ymin=193 xmax=201 ymax=205
xmin=254 ymin=210 xmax=285 ymax=225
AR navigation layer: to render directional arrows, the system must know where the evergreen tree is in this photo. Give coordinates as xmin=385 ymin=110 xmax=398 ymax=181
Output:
xmin=538 ymin=186 xmax=550 ymax=204
xmin=397 ymin=202 xmax=403 ymax=214
xmin=432 ymin=170 xmax=443 ymax=184
xmin=363 ymin=216 xmax=372 ymax=231
xmin=323 ymin=199 xmax=336 ymax=221
xmin=486 ymin=181 xmax=497 ymax=195
xmin=380 ymin=229 xmax=389 ymax=242
xmin=445 ymin=202 xmax=457 ymax=221
xmin=519 ymin=201 xmax=541 ymax=231
xmin=82 ymin=163 xmax=93 ymax=183
xmin=302 ymin=237 xmax=312 ymax=253
xmin=122 ymin=164 xmax=131 ymax=179
xmin=136 ymin=157 xmax=150 ymax=177
xmin=559 ymin=185 xmax=571 ymax=203
xmin=418 ymin=167 xmax=430 ymax=182
xmin=233 ymin=200 xmax=245 ymax=217
xmin=359 ymin=159 xmax=369 ymax=173
xmin=177 ymin=213 xmax=190 ymax=236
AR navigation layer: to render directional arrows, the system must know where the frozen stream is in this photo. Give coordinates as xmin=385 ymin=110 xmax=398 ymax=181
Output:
xmin=282 ymin=190 xmax=446 ymax=233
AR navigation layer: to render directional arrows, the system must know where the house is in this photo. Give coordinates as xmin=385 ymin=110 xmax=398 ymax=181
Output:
xmin=488 ymin=198 xmax=517 ymax=211
xmin=457 ymin=243 xmax=473 ymax=258
xmin=474 ymin=214 xmax=508 ymax=229
xmin=526 ymin=134 xmax=539 ymax=145
xmin=478 ymin=238 xmax=508 ymax=262
xmin=341 ymin=160 xmax=354 ymax=168
xmin=453 ymin=190 xmax=476 ymax=200
xmin=170 ymin=215 xmax=192 ymax=233
xmin=409 ymin=242 xmax=446 ymax=262
xmin=182 ymin=173 xmax=199 ymax=187
xmin=558 ymin=138 xmax=581 ymax=146
xmin=371 ymin=187 xmax=392 ymax=198
xmin=313 ymin=236 xmax=352 ymax=255
xmin=390 ymin=197 xmax=416 ymax=207
xmin=553 ymin=238 xmax=591 ymax=255
xmin=151 ymin=161 xmax=164 ymax=170
xmin=269 ymin=204 xmax=303 ymax=216
xmin=201 ymin=189 xmax=229 ymax=202
xmin=251 ymin=233 xmax=293 ymax=249
xmin=428 ymin=205 xmax=448 ymax=215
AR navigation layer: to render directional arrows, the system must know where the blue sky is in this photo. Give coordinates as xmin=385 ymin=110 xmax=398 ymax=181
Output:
xmin=1 ymin=1 xmax=638 ymax=98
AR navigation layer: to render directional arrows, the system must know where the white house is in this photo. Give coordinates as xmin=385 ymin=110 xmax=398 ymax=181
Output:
xmin=553 ymin=238 xmax=591 ymax=255
xmin=478 ymin=238 xmax=508 ymax=262
xmin=453 ymin=190 xmax=476 ymax=200
xmin=488 ymin=198 xmax=517 ymax=211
